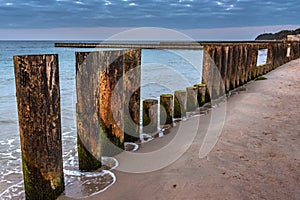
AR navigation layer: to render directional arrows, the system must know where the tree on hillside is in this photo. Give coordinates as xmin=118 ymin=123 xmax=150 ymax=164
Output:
xmin=255 ymin=28 xmax=300 ymax=40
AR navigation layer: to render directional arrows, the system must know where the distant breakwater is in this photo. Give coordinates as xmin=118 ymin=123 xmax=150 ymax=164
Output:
xmin=54 ymin=41 xmax=288 ymax=49
xmin=54 ymin=42 xmax=203 ymax=49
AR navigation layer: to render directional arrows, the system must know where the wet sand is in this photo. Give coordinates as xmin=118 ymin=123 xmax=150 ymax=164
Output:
xmin=59 ymin=58 xmax=300 ymax=200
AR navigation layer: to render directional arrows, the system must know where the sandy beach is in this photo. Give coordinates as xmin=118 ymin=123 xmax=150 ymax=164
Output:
xmin=59 ymin=58 xmax=300 ymax=200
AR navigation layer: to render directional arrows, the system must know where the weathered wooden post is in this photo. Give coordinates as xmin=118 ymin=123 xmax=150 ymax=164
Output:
xmin=241 ymin=45 xmax=247 ymax=85
xmin=14 ymin=54 xmax=65 ymax=199
xmin=227 ymin=45 xmax=234 ymax=90
xmin=123 ymin=50 xmax=141 ymax=142
xmin=213 ymin=45 xmax=222 ymax=97
xmin=236 ymin=45 xmax=243 ymax=87
xmin=292 ymin=41 xmax=300 ymax=59
xmin=246 ymin=44 xmax=254 ymax=81
xmin=250 ymin=45 xmax=259 ymax=79
xmin=99 ymin=50 xmax=141 ymax=154
xmin=267 ymin=43 xmax=274 ymax=70
xmin=186 ymin=86 xmax=198 ymax=112
xmin=194 ymin=84 xmax=206 ymax=107
xmin=201 ymin=47 xmax=214 ymax=101
xmin=160 ymin=94 xmax=173 ymax=125
xmin=143 ymin=99 xmax=158 ymax=133
xmin=274 ymin=43 xmax=281 ymax=68
xmin=221 ymin=46 xmax=229 ymax=93
xmin=99 ymin=51 xmax=125 ymax=156
xmin=77 ymin=50 xmax=141 ymax=160
xmin=230 ymin=45 xmax=239 ymax=90
xmin=76 ymin=52 xmax=102 ymax=170
xmin=173 ymin=90 xmax=187 ymax=119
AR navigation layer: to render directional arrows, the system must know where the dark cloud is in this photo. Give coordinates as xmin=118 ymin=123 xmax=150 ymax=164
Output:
xmin=0 ymin=0 xmax=299 ymax=29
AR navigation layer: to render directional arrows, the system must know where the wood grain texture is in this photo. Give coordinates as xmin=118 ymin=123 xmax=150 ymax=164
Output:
xmin=160 ymin=94 xmax=173 ymax=125
xmin=143 ymin=99 xmax=158 ymax=134
xmin=14 ymin=54 xmax=64 ymax=199
xmin=174 ymin=90 xmax=187 ymax=119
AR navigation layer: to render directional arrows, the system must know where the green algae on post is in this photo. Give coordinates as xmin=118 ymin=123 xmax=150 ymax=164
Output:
xmin=22 ymin=155 xmax=65 ymax=200
xmin=78 ymin=136 xmax=101 ymax=171
xmin=98 ymin=51 xmax=125 ymax=153
xmin=186 ymin=86 xmax=198 ymax=112
xmin=194 ymin=84 xmax=206 ymax=107
xmin=255 ymin=76 xmax=268 ymax=81
xmin=160 ymin=94 xmax=173 ymax=125
xmin=76 ymin=52 xmax=102 ymax=171
xmin=123 ymin=50 xmax=141 ymax=143
xmin=143 ymin=99 xmax=158 ymax=133
xmin=100 ymin=118 xmax=124 ymax=157
xmin=174 ymin=90 xmax=187 ymax=118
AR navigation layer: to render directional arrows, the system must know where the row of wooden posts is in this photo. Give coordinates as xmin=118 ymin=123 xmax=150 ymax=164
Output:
xmin=142 ymin=83 xmax=207 ymax=134
xmin=13 ymin=41 xmax=300 ymax=199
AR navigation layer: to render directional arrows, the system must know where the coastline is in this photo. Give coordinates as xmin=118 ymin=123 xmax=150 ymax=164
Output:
xmin=59 ymin=58 xmax=300 ymax=200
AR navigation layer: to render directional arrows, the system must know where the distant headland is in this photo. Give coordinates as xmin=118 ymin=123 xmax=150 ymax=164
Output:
xmin=255 ymin=27 xmax=300 ymax=41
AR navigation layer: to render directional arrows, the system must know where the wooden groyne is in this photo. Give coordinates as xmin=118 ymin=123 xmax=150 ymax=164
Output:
xmin=14 ymin=40 xmax=300 ymax=199
xmin=55 ymin=42 xmax=203 ymax=49
xmin=200 ymin=41 xmax=300 ymax=98
xmin=54 ymin=41 xmax=288 ymax=49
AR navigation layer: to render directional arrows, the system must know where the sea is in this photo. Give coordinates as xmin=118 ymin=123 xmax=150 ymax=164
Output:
xmin=0 ymin=41 xmax=204 ymax=199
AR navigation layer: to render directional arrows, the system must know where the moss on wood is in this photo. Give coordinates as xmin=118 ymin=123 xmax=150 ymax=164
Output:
xmin=160 ymin=94 xmax=173 ymax=125
xmin=255 ymin=76 xmax=268 ymax=81
xmin=22 ymin=156 xmax=64 ymax=200
xmin=77 ymin=136 xmax=101 ymax=171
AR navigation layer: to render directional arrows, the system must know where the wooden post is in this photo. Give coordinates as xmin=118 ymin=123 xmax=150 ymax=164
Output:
xmin=77 ymin=50 xmax=141 ymax=160
xmin=292 ymin=42 xmax=300 ymax=59
xmin=241 ymin=45 xmax=248 ymax=85
xmin=123 ymin=50 xmax=142 ymax=142
xmin=14 ymin=54 xmax=65 ymax=199
xmin=213 ymin=46 xmax=222 ymax=97
xmin=99 ymin=51 xmax=125 ymax=157
xmin=160 ymin=94 xmax=173 ymax=125
xmin=227 ymin=45 xmax=234 ymax=90
xmin=173 ymin=90 xmax=187 ymax=119
xmin=194 ymin=84 xmax=206 ymax=107
xmin=186 ymin=86 xmax=198 ymax=112
xmin=250 ymin=45 xmax=259 ymax=79
xmin=267 ymin=44 xmax=274 ymax=69
xmin=76 ymin=52 xmax=102 ymax=170
xmin=236 ymin=45 xmax=243 ymax=87
xmin=143 ymin=99 xmax=158 ymax=134
xmin=221 ymin=46 xmax=229 ymax=93
xmin=245 ymin=44 xmax=254 ymax=81
xmin=274 ymin=43 xmax=281 ymax=68
xmin=202 ymin=46 xmax=216 ymax=100
xmin=231 ymin=45 xmax=239 ymax=89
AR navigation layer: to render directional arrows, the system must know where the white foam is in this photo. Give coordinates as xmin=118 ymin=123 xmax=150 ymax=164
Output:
xmin=140 ymin=133 xmax=154 ymax=143
xmin=158 ymin=131 xmax=164 ymax=138
xmin=64 ymin=169 xmax=116 ymax=199
xmin=0 ymin=180 xmax=25 ymax=200
xmin=7 ymin=138 xmax=15 ymax=146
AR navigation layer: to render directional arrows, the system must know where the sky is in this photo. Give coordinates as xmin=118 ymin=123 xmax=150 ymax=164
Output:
xmin=0 ymin=0 xmax=299 ymax=40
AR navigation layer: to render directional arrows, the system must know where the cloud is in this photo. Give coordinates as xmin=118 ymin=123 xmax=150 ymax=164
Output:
xmin=0 ymin=0 xmax=299 ymax=30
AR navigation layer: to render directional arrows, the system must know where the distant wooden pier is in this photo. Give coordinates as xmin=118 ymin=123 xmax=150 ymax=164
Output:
xmin=54 ymin=41 xmax=290 ymax=49
xmin=54 ymin=42 xmax=203 ymax=49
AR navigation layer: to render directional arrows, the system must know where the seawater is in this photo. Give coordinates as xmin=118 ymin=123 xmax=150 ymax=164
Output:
xmin=0 ymin=41 xmax=203 ymax=199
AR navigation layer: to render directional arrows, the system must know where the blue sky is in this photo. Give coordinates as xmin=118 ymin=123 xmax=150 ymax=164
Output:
xmin=0 ymin=0 xmax=299 ymax=40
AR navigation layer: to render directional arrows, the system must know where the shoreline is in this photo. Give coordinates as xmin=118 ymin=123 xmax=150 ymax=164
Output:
xmin=59 ymin=58 xmax=300 ymax=200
